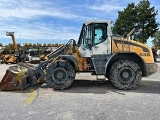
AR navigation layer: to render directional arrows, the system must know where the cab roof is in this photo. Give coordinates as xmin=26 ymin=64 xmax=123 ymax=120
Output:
xmin=85 ymin=20 xmax=112 ymax=25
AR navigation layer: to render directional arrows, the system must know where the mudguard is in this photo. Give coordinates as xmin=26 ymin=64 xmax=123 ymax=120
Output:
xmin=60 ymin=55 xmax=78 ymax=68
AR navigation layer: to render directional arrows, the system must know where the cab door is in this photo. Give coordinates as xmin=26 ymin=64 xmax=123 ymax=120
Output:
xmin=91 ymin=23 xmax=112 ymax=74
xmin=91 ymin=23 xmax=111 ymax=55
xmin=78 ymin=24 xmax=93 ymax=57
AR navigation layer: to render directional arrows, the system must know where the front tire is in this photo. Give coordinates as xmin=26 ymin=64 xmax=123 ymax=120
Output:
xmin=109 ymin=60 xmax=142 ymax=90
xmin=46 ymin=60 xmax=75 ymax=90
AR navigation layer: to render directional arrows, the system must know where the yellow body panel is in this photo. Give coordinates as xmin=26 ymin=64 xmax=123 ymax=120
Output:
xmin=112 ymin=37 xmax=154 ymax=63
xmin=66 ymin=46 xmax=87 ymax=71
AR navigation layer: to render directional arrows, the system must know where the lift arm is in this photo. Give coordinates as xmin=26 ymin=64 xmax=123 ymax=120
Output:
xmin=6 ymin=32 xmax=18 ymax=52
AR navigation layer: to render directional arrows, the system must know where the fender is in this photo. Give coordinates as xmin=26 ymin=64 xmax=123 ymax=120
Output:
xmin=105 ymin=53 xmax=117 ymax=73
xmin=105 ymin=52 xmax=146 ymax=76
xmin=60 ymin=55 xmax=78 ymax=68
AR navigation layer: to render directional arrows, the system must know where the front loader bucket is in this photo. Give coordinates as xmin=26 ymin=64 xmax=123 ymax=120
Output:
xmin=0 ymin=63 xmax=37 ymax=91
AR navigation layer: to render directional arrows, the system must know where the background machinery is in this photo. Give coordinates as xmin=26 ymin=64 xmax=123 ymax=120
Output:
xmin=0 ymin=20 xmax=158 ymax=90
xmin=2 ymin=32 xmax=26 ymax=64
xmin=39 ymin=50 xmax=50 ymax=61
xmin=39 ymin=44 xmax=64 ymax=61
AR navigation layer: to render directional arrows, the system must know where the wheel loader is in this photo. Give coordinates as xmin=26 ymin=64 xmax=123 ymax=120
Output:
xmin=0 ymin=20 xmax=158 ymax=91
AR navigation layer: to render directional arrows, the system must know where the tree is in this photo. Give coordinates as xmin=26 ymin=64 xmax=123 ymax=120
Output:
xmin=135 ymin=0 xmax=159 ymax=43
xmin=113 ymin=0 xmax=159 ymax=43
xmin=152 ymin=31 xmax=160 ymax=48
xmin=113 ymin=3 xmax=137 ymax=36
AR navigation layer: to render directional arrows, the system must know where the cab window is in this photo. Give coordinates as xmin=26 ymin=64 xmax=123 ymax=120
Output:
xmin=80 ymin=24 xmax=93 ymax=49
xmin=94 ymin=23 xmax=108 ymax=45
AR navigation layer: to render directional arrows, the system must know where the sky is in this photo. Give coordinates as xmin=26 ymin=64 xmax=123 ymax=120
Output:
xmin=0 ymin=0 xmax=159 ymax=47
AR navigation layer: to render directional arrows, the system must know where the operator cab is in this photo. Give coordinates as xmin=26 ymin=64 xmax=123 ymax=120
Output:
xmin=77 ymin=20 xmax=112 ymax=57
xmin=77 ymin=20 xmax=113 ymax=74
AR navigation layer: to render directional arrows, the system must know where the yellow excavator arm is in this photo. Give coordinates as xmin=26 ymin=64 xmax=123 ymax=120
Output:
xmin=6 ymin=32 xmax=18 ymax=52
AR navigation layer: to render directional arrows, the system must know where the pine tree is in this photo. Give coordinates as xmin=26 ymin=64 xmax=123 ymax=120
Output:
xmin=113 ymin=3 xmax=137 ymax=36
xmin=113 ymin=0 xmax=159 ymax=43
xmin=135 ymin=0 xmax=159 ymax=43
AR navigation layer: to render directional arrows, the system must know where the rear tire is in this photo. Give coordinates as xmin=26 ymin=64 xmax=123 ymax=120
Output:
xmin=109 ymin=59 xmax=142 ymax=90
xmin=46 ymin=60 xmax=75 ymax=90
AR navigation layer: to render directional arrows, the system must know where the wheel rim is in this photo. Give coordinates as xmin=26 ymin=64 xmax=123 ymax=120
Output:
xmin=121 ymin=70 xmax=130 ymax=79
xmin=52 ymin=67 xmax=68 ymax=84
xmin=118 ymin=67 xmax=135 ymax=84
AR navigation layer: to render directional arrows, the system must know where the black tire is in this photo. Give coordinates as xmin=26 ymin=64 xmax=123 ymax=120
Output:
xmin=46 ymin=60 xmax=75 ymax=90
xmin=1 ymin=60 xmax=4 ymax=64
xmin=5 ymin=61 xmax=8 ymax=64
xmin=109 ymin=59 xmax=142 ymax=90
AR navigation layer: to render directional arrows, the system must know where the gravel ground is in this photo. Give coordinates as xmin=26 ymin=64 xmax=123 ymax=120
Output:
xmin=0 ymin=60 xmax=160 ymax=120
